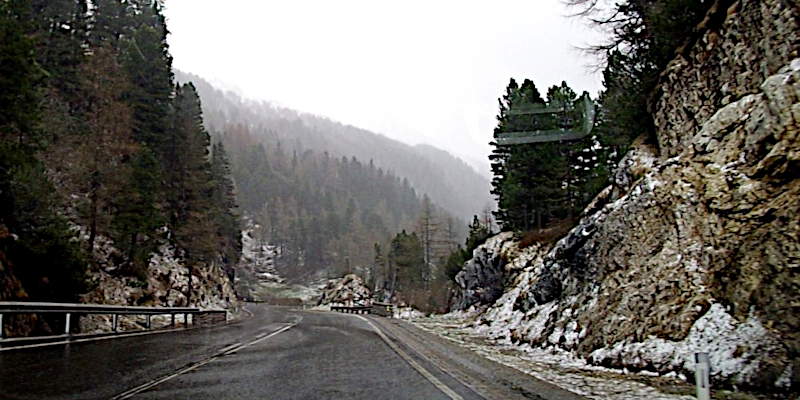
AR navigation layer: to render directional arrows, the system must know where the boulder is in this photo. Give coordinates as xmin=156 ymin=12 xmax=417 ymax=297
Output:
xmin=317 ymin=274 xmax=372 ymax=307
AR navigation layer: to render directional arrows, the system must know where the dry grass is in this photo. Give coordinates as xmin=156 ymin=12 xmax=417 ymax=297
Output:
xmin=518 ymin=218 xmax=578 ymax=249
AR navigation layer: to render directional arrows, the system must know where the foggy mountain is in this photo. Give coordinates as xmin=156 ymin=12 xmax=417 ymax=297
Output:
xmin=175 ymin=70 xmax=493 ymax=220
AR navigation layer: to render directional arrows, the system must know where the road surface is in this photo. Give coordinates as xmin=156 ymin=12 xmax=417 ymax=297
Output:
xmin=0 ymin=304 xmax=584 ymax=400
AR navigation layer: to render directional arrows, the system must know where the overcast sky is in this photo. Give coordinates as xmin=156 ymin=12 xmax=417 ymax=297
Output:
xmin=163 ymin=0 xmax=607 ymax=176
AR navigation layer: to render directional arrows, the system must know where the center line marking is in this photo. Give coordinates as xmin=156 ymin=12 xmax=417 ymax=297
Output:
xmin=112 ymin=322 xmax=297 ymax=400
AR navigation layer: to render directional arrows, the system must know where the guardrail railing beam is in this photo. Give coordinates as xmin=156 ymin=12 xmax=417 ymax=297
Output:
xmin=0 ymin=302 xmax=228 ymax=344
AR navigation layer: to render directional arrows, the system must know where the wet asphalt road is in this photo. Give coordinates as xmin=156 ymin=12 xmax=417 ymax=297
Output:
xmin=0 ymin=305 xmax=585 ymax=400
xmin=0 ymin=305 xmax=479 ymax=400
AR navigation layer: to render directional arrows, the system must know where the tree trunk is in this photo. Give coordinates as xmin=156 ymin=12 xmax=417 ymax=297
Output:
xmin=186 ymin=265 xmax=193 ymax=306
xmin=87 ymin=186 xmax=98 ymax=255
xmin=128 ymin=232 xmax=137 ymax=264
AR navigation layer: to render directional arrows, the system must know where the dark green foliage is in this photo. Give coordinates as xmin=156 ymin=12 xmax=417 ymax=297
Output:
xmin=0 ymin=1 xmax=87 ymax=301
xmin=490 ymin=79 xmax=599 ymax=231
xmin=221 ymin=124 xmax=428 ymax=280
xmin=169 ymin=83 xmax=216 ymax=266
xmin=111 ymin=149 xmax=163 ymax=277
xmin=0 ymin=142 xmax=87 ymax=301
xmin=490 ymin=0 xmax=713 ymax=236
xmin=388 ymin=230 xmax=425 ymax=291
xmin=89 ymin=0 xmax=132 ymax=47
xmin=0 ymin=0 xmax=243 ymax=304
xmin=30 ymin=0 xmax=88 ymax=105
xmin=465 ymin=215 xmax=491 ymax=254
xmin=118 ymin=3 xmax=174 ymax=153
xmin=443 ymin=246 xmax=468 ymax=281
xmin=575 ymin=0 xmax=715 ymax=149
xmin=0 ymin=1 xmax=41 ymax=144
xmin=210 ymin=142 xmax=242 ymax=278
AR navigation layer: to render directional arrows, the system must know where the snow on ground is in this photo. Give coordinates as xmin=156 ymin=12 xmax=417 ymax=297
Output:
xmin=409 ymin=313 xmax=697 ymax=400
xmin=251 ymin=280 xmax=325 ymax=303
xmin=393 ymin=307 xmax=425 ymax=319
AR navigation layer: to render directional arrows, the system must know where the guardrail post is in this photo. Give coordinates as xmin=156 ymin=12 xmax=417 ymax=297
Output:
xmin=64 ymin=313 xmax=71 ymax=335
xmin=146 ymin=315 xmax=151 ymax=330
xmin=112 ymin=314 xmax=118 ymax=332
xmin=184 ymin=313 xmax=189 ymax=327
xmin=171 ymin=313 xmax=175 ymax=328
xmin=695 ymin=352 xmax=711 ymax=400
xmin=0 ymin=313 xmax=4 ymax=339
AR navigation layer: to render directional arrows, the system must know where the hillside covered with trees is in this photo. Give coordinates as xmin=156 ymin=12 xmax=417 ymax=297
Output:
xmin=175 ymin=71 xmax=493 ymax=221
xmin=0 ymin=0 xmax=240 ymax=307
xmin=174 ymin=74 xmax=469 ymax=310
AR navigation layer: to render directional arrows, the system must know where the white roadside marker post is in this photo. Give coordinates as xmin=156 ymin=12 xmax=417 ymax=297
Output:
xmin=695 ymin=352 xmax=711 ymax=400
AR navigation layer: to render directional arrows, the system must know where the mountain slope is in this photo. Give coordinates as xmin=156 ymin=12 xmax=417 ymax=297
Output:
xmin=174 ymin=70 xmax=492 ymax=220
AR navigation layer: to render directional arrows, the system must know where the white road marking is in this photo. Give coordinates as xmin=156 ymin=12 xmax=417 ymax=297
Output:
xmin=111 ymin=321 xmax=298 ymax=400
xmin=0 ymin=327 xmax=186 ymax=352
xmin=355 ymin=315 xmax=464 ymax=400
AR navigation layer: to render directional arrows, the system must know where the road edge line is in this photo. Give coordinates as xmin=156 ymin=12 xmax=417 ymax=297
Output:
xmin=0 ymin=327 xmax=187 ymax=352
xmin=354 ymin=315 xmax=464 ymax=400
xmin=111 ymin=322 xmax=296 ymax=400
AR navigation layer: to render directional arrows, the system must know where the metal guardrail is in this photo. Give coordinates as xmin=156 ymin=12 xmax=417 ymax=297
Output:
xmin=330 ymin=305 xmax=372 ymax=314
xmin=0 ymin=301 xmax=227 ymax=343
xmin=330 ymin=303 xmax=395 ymax=316
xmin=371 ymin=302 xmax=395 ymax=317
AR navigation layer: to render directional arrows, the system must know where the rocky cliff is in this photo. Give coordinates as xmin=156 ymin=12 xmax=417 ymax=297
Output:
xmin=316 ymin=274 xmax=372 ymax=307
xmin=77 ymin=229 xmax=238 ymax=332
xmin=1 ymin=224 xmax=238 ymax=336
xmin=454 ymin=0 xmax=799 ymax=392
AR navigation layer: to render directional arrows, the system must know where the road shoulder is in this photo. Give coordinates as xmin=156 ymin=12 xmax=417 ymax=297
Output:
xmin=368 ymin=315 xmax=586 ymax=400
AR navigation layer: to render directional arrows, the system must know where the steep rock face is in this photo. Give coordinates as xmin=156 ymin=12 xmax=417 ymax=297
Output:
xmin=238 ymin=228 xmax=283 ymax=284
xmin=79 ymin=233 xmax=238 ymax=333
xmin=654 ymin=0 xmax=799 ymax=157
xmin=456 ymin=0 xmax=799 ymax=391
xmin=452 ymin=232 xmax=514 ymax=310
xmin=451 ymin=232 xmax=553 ymax=311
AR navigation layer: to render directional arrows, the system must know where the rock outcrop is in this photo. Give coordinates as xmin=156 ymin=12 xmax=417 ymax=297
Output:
xmin=316 ymin=274 xmax=372 ymax=307
xmin=78 ymin=232 xmax=238 ymax=333
xmin=454 ymin=0 xmax=799 ymax=392
xmin=238 ymin=228 xmax=283 ymax=284
xmin=451 ymin=232 xmax=514 ymax=310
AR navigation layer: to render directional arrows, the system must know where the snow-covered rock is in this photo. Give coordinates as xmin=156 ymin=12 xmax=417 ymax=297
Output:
xmin=394 ymin=307 xmax=425 ymax=319
xmin=316 ymin=274 xmax=372 ymax=307
xmin=238 ymin=228 xmax=283 ymax=284
xmin=451 ymin=232 xmax=514 ymax=310
xmin=453 ymin=0 xmax=800 ymax=392
xmin=79 ymin=233 xmax=239 ymax=333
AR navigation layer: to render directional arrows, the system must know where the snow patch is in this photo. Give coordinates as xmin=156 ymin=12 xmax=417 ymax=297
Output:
xmin=589 ymin=303 xmax=780 ymax=384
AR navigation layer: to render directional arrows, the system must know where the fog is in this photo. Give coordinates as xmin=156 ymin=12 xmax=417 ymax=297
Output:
xmin=164 ymin=0 xmax=607 ymax=175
